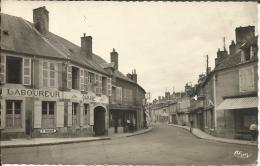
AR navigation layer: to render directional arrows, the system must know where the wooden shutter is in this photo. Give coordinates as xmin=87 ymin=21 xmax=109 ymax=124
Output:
xmin=1 ymin=100 xmax=6 ymax=129
xmin=99 ymin=75 xmax=102 ymax=95
xmin=0 ymin=55 xmax=6 ymax=84
xmin=56 ymin=102 xmax=64 ymax=127
xmin=84 ymin=70 xmax=88 ymax=91
xmin=80 ymin=103 xmax=84 ymax=126
xmin=95 ymin=74 xmax=99 ymax=94
xmin=89 ymin=106 xmax=94 ymax=125
xmin=49 ymin=62 xmax=56 ymax=87
xmin=80 ymin=68 xmax=84 ymax=91
xmin=116 ymin=87 xmax=122 ymax=104
xmin=34 ymin=101 xmax=42 ymax=128
xmin=42 ymin=61 xmax=49 ymax=87
xmin=67 ymin=102 xmax=72 ymax=126
xmin=67 ymin=65 xmax=72 ymax=89
xmin=107 ymin=77 xmax=112 ymax=96
xmin=23 ymin=58 xmax=31 ymax=85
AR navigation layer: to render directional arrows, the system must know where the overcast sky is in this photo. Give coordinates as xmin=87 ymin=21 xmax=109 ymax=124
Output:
xmin=2 ymin=1 xmax=258 ymax=100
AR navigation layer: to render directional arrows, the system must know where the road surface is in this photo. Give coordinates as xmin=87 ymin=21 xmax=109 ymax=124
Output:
xmin=2 ymin=124 xmax=258 ymax=165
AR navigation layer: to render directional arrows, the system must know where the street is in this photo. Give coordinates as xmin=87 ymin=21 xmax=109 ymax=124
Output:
xmin=2 ymin=124 xmax=258 ymax=165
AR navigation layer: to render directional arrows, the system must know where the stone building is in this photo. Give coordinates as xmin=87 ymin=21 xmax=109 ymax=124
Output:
xmin=191 ymin=26 xmax=258 ymax=139
xmin=0 ymin=6 xmax=146 ymax=139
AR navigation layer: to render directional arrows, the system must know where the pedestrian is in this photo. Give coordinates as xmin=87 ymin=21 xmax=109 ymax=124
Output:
xmin=249 ymin=121 xmax=258 ymax=141
xmin=190 ymin=119 xmax=194 ymax=133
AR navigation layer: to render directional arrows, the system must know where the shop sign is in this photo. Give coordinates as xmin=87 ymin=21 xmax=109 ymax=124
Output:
xmin=40 ymin=129 xmax=57 ymax=134
xmin=2 ymin=88 xmax=109 ymax=104
xmin=3 ymin=88 xmax=60 ymax=98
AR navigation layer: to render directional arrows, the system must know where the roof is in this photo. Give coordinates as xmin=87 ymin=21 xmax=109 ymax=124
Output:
xmin=1 ymin=13 xmax=107 ymax=75
xmin=1 ymin=13 xmax=146 ymax=92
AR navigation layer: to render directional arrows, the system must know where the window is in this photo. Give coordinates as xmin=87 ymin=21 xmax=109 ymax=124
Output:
xmin=6 ymin=56 xmax=22 ymax=84
xmin=107 ymin=78 xmax=112 ymax=96
xmin=116 ymin=87 xmax=122 ymax=104
xmin=84 ymin=104 xmax=89 ymax=125
xmin=102 ymin=77 xmax=107 ymax=95
xmin=239 ymin=66 xmax=255 ymax=92
xmin=72 ymin=66 xmax=79 ymax=90
xmin=42 ymin=61 xmax=56 ymax=87
xmin=5 ymin=100 xmax=22 ymax=128
xmin=84 ymin=70 xmax=88 ymax=91
xmin=41 ymin=101 xmax=55 ymax=128
xmin=95 ymin=74 xmax=102 ymax=95
xmin=72 ymin=103 xmax=79 ymax=126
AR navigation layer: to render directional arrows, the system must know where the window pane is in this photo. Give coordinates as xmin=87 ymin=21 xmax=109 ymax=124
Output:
xmin=50 ymin=63 xmax=55 ymax=70
xmin=49 ymin=102 xmax=55 ymax=115
xmin=24 ymin=68 xmax=30 ymax=75
xmin=42 ymin=102 xmax=47 ymax=115
xmin=50 ymin=71 xmax=55 ymax=78
xmin=43 ymin=62 xmax=48 ymax=69
xmin=43 ymin=70 xmax=48 ymax=78
xmin=6 ymin=100 xmax=13 ymax=114
xmin=24 ymin=59 xmax=29 ymax=66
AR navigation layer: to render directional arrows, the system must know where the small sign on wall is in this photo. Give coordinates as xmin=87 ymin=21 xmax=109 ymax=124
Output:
xmin=40 ymin=129 xmax=57 ymax=134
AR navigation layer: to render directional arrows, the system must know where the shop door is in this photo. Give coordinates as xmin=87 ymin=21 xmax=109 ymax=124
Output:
xmin=94 ymin=106 xmax=106 ymax=136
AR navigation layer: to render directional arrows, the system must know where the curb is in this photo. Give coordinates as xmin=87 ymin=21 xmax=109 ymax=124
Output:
xmin=1 ymin=137 xmax=111 ymax=149
xmin=126 ymin=127 xmax=153 ymax=137
xmin=169 ymin=124 xmax=258 ymax=146
xmin=1 ymin=127 xmax=153 ymax=148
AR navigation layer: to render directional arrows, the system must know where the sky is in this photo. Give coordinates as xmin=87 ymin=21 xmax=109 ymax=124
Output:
xmin=2 ymin=1 xmax=258 ymax=100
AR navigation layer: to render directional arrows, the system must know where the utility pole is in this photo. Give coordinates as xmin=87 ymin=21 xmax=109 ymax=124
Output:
xmin=206 ymin=55 xmax=209 ymax=76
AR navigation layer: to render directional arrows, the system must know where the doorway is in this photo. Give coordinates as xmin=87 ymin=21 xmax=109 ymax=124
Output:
xmin=94 ymin=106 xmax=106 ymax=136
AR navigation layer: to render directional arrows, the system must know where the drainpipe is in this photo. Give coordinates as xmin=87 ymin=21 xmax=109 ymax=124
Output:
xmin=31 ymin=56 xmax=36 ymax=138
xmin=213 ymin=74 xmax=217 ymax=130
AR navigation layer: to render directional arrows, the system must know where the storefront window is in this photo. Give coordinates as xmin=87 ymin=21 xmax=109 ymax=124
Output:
xmin=6 ymin=100 xmax=22 ymax=128
xmin=42 ymin=101 xmax=55 ymax=128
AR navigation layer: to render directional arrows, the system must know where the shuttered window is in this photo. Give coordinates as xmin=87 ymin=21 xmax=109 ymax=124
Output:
xmin=0 ymin=55 xmax=6 ymax=84
xmin=116 ymin=87 xmax=122 ymax=104
xmin=67 ymin=65 xmax=72 ymax=89
xmin=23 ymin=58 xmax=31 ymax=85
xmin=239 ymin=66 xmax=255 ymax=92
xmin=42 ymin=61 xmax=57 ymax=88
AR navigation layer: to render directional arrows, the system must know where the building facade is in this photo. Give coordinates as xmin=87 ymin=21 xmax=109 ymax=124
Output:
xmin=0 ymin=6 xmax=146 ymax=139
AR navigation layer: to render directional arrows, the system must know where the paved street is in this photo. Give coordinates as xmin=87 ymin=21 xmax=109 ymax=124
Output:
xmin=2 ymin=124 xmax=258 ymax=165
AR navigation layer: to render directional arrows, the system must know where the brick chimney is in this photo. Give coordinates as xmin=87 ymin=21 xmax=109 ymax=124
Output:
xmin=110 ymin=48 xmax=118 ymax=70
xmin=33 ymin=6 xmax=49 ymax=35
xmin=235 ymin=26 xmax=255 ymax=46
xmin=229 ymin=40 xmax=236 ymax=55
xmin=215 ymin=48 xmax=228 ymax=67
xmin=132 ymin=69 xmax=137 ymax=83
xmin=81 ymin=33 xmax=92 ymax=60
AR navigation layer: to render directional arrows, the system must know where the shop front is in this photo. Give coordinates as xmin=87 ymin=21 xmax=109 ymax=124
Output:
xmin=1 ymin=87 xmax=109 ymax=139
xmin=216 ymin=96 xmax=258 ymax=139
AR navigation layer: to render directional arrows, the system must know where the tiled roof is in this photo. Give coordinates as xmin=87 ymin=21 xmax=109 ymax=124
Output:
xmin=1 ymin=13 xmax=107 ymax=75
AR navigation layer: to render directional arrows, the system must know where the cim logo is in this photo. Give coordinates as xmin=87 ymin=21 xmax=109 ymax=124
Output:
xmin=234 ymin=150 xmax=251 ymax=159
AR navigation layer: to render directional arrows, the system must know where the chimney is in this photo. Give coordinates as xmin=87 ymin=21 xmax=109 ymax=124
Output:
xmin=215 ymin=48 xmax=228 ymax=67
xmin=110 ymin=48 xmax=118 ymax=70
xmin=235 ymin=26 xmax=255 ymax=46
xmin=33 ymin=6 xmax=49 ymax=35
xmin=81 ymin=33 xmax=92 ymax=60
xmin=132 ymin=69 xmax=137 ymax=83
xmin=229 ymin=40 xmax=236 ymax=55
xmin=126 ymin=73 xmax=132 ymax=80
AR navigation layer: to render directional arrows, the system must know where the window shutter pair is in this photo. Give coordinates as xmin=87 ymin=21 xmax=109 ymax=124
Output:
xmin=0 ymin=55 xmax=6 ymax=84
xmin=0 ymin=100 xmax=6 ymax=129
xmin=23 ymin=58 xmax=31 ymax=85
xmin=42 ymin=61 xmax=57 ymax=88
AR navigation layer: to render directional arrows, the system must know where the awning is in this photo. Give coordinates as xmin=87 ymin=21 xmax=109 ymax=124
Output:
xmin=216 ymin=97 xmax=258 ymax=110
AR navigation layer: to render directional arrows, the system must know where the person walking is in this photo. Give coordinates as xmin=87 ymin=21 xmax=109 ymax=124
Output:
xmin=190 ymin=119 xmax=194 ymax=133
xmin=249 ymin=122 xmax=258 ymax=141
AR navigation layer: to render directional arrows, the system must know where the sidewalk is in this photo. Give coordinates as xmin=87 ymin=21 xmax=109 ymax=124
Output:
xmin=0 ymin=127 xmax=152 ymax=148
xmin=169 ymin=124 xmax=258 ymax=146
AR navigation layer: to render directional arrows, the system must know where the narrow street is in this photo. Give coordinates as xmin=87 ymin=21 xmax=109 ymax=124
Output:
xmin=2 ymin=124 xmax=257 ymax=165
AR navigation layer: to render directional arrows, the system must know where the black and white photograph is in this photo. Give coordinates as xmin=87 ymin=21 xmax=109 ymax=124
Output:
xmin=0 ymin=1 xmax=259 ymax=165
